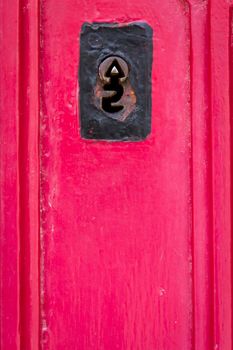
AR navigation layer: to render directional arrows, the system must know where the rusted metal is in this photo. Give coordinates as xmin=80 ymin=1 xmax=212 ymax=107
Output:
xmin=95 ymin=56 xmax=136 ymax=122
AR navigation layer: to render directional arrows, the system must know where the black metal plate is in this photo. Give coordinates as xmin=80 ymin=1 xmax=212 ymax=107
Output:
xmin=79 ymin=22 xmax=153 ymax=141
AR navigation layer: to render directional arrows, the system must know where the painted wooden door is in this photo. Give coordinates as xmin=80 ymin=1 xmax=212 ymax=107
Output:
xmin=0 ymin=1 xmax=232 ymax=349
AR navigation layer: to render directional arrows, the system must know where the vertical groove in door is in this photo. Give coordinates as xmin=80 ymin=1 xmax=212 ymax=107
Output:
xmin=188 ymin=1 xmax=214 ymax=349
xmin=211 ymin=1 xmax=233 ymax=348
xmin=18 ymin=0 xmax=40 ymax=349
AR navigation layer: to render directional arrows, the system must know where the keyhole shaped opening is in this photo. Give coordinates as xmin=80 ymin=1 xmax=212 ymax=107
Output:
xmin=101 ymin=59 xmax=125 ymax=113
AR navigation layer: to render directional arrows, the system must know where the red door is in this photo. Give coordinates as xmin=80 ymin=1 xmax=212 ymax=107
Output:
xmin=0 ymin=1 xmax=232 ymax=349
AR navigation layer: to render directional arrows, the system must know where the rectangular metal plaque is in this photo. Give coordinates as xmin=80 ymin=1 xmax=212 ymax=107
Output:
xmin=79 ymin=22 xmax=153 ymax=141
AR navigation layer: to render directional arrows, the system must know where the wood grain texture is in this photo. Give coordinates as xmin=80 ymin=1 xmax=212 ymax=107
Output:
xmin=0 ymin=0 xmax=232 ymax=349
xmin=188 ymin=2 xmax=214 ymax=349
xmin=18 ymin=0 xmax=40 ymax=349
xmin=0 ymin=1 xmax=20 ymax=349
xmin=39 ymin=1 xmax=209 ymax=349
xmin=211 ymin=1 xmax=233 ymax=348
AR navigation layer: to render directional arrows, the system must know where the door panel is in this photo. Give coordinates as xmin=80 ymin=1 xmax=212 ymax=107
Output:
xmin=40 ymin=1 xmax=193 ymax=349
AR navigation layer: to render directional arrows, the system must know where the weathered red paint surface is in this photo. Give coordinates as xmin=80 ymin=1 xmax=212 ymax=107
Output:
xmin=0 ymin=1 xmax=20 ymax=349
xmin=0 ymin=0 xmax=39 ymax=349
xmin=39 ymin=0 xmax=231 ymax=349
xmin=0 ymin=0 xmax=232 ymax=349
